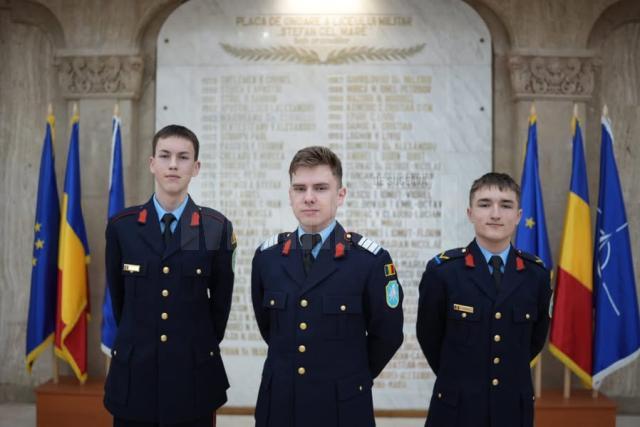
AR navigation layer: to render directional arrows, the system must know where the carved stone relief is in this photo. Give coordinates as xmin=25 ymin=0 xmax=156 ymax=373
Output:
xmin=508 ymin=54 xmax=600 ymax=100
xmin=54 ymin=55 xmax=144 ymax=99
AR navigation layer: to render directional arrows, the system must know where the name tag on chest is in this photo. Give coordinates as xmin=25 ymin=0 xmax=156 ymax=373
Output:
xmin=122 ymin=263 xmax=141 ymax=273
xmin=453 ymin=303 xmax=474 ymax=314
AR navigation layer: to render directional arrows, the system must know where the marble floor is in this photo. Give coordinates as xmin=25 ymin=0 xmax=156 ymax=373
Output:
xmin=1 ymin=404 xmax=639 ymax=427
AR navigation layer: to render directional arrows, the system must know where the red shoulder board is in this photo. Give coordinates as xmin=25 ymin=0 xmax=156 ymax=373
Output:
xmin=516 ymin=256 xmax=525 ymax=271
xmin=335 ymin=242 xmax=345 ymax=258
xmin=137 ymin=209 xmax=147 ymax=224
xmin=465 ymin=252 xmax=475 ymax=268
xmin=281 ymin=239 xmax=292 ymax=256
xmin=191 ymin=211 xmax=200 ymax=226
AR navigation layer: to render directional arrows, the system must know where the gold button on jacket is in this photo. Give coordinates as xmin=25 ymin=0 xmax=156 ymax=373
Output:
xmin=104 ymin=198 xmax=236 ymax=422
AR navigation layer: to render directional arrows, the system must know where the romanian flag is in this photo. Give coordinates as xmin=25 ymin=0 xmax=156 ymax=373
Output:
xmin=55 ymin=109 xmax=90 ymax=383
xmin=101 ymin=111 xmax=124 ymax=356
xmin=26 ymin=110 xmax=60 ymax=371
xmin=549 ymin=108 xmax=593 ymax=387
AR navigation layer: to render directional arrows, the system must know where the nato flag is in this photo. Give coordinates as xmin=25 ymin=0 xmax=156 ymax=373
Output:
xmin=593 ymin=111 xmax=640 ymax=388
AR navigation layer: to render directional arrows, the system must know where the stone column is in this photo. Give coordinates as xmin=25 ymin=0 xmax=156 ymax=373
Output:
xmin=507 ymin=51 xmax=600 ymax=390
xmin=53 ymin=53 xmax=144 ymax=375
xmin=508 ymin=51 xmax=600 ymax=253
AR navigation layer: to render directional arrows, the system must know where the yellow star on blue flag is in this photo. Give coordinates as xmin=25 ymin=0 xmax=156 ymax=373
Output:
xmin=26 ymin=111 xmax=60 ymax=373
xmin=515 ymin=105 xmax=552 ymax=270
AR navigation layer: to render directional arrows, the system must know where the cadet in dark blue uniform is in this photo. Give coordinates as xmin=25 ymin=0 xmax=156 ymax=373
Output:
xmin=104 ymin=125 xmax=236 ymax=427
xmin=417 ymin=173 xmax=552 ymax=427
xmin=251 ymin=146 xmax=404 ymax=427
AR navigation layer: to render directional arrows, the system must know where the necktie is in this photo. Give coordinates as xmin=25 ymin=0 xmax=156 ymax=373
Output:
xmin=161 ymin=213 xmax=176 ymax=249
xmin=490 ymin=255 xmax=503 ymax=290
xmin=301 ymin=233 xmax=322 ymax=276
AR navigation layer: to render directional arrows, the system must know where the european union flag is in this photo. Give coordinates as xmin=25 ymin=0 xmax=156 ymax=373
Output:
xmin=101 ymin=113 xmax=124 ymax=356
xmin=592 ymin=110 xmax=640 ymax=389
xmin=515 ymin=106 xmax=552 ymax=270
xmin=26 ymin=111 xmax=60 ymax=372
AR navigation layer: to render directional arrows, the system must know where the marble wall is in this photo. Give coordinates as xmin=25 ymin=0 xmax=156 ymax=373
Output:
xmin=156 ymin=0 xmax=492 ymax=408
xmin=0 ymin=0 xmax=639 ymax=413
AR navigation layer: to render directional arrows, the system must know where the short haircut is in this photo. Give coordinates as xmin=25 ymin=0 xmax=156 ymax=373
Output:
xmin=289 ymin=146 xmax=343 ymax=187
xmin=152 ymin=125 xmax=200 ymax=160
xmin=469 ymin=172 xmax=521 ymax=206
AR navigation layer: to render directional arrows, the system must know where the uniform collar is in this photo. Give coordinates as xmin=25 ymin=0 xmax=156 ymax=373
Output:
xmin=476 ymin=240 xmax=510 ymax=271
xmin=153 ymin=194 xmax=189 ymax=226
xmin=297 ymin=220 xmax=337 ymax=258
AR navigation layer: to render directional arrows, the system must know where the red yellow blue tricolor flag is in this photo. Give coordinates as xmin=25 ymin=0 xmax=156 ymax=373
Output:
xmin=549 ymin=105 xmax=593 ymax=387
xmin=26 ymin=106 xmax=60 ymax=372
xmin=54 ymin=105 xmax=90 ymax=383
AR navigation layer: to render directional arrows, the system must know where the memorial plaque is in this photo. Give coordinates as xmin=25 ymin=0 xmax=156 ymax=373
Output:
xmin=157 ymin=0 xmax=491 ymax=410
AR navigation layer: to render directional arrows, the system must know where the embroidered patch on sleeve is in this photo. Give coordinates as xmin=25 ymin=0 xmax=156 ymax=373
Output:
xmin=385 ymin=280 xmax=400 ymax=308
xmin=384 ymin=263 xmax=396 ymax=277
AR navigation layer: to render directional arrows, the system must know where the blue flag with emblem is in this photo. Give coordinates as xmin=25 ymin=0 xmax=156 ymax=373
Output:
xmin=26 ymin=110 xmax=60 ymax=372
xmin=515 ymin=106 xmax=553 ymax=270
xmin=101 ymin=113 xmax=124 ymax=356
xmin=592 ymin=109 xmax=640 ymax=389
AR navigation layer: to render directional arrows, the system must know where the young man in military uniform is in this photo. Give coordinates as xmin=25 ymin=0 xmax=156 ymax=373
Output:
xmin=416 ymin=172 xmax=552 ymax=427
xmin=251 ymin=146 xmax=404 ymax=427
xmin=104 ymin=125 xmax=236 ymax=427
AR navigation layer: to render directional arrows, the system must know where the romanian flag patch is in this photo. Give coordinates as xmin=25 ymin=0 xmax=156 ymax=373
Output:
xmin=384 ymin=263 xmax=396 ymax=277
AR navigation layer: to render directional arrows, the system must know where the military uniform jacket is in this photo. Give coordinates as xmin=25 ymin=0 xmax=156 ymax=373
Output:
xmin=251 ymin=223 xmax=404 ymax=427
xmin=416 ymin=240 xmax=551 ymax=427
xmin=104 ymin=196 xmax=235 ymax=424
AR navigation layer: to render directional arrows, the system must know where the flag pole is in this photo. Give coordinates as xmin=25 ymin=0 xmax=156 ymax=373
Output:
xmin=48 ymin=102 xmax=60 ymax=385
xmin=563 ymin=367 xmax=571 ymax=398
xmin=103 ymin=101 xmax=120 ymax=376
xmin=590 ymin=103 xmax=610 ymax=401
xmin=565 ymin=103 xmax=574 ymax=401
xmin=531 ymin=101 xmax=541 ymax=400
xmin=52 ymin=346 xmax=59 ymax=383
xmin=534 ymin=356 xmax=542 ymax=398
